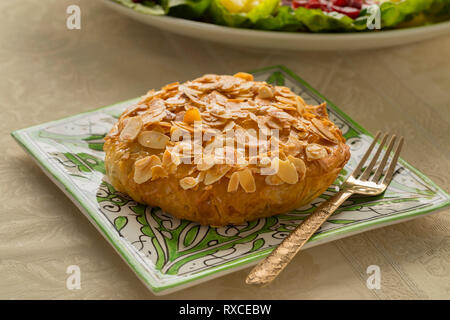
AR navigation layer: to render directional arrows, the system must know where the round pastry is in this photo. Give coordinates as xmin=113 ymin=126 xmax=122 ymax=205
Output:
xmin=103 ymin=72 xmax=350 ymax=226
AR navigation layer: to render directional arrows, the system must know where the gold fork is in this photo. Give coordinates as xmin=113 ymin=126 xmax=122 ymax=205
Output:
xmin=246 ymin=132 xmax=404 ymax=286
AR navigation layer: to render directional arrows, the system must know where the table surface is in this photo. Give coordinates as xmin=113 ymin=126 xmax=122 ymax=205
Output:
xmin=1 ymin=0 xmax=449 ymax=300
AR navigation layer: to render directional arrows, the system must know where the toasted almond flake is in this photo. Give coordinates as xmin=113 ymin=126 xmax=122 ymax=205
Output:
xmin=134 ymin=164 xmax=152 ymax=184
xmin=257 ymin=86 xmax=273 ymax=99
xmin=180 ymin=85 xmax=206 ymax=106
xmin=162 ymin=149 xmax=173 ymax=166
xmin=265 ymin=174 xmax=284 ymax=186
xmin=306 ymin=143 xmax=328 ymax=161
xmin=170 ymin=151 xmax=181 ymax=166
xmin=259 ymin=156 xmax=272 ymax=167
xmin=138 ymin=130 xmax=169 ymax=149
xmin=285 ymin=132 xmax=304 ymax=157
xmin=275 ymin=95 xmax=296 ymax=106
xmin=247 ymin=155 xmax=258 ymax=165
xmin=172 ymin=121 xmax=194 ymax=133
xmin=179 ymin=177 xmax=198 ymax=190
xmin=223 ymin=120 xmax=236 ymax=132
xmin=288 ymin=155 xmax=306 ymax=180
xmin=157 ymin=121 xmax=172 ymax=128
xmin=227 ymin=171 xmax=240 ymax=192
xmin=107 ymin=123 xmax=120 ymax=137
xmin=133 ymin=155 xmax=161 ymax=184
xmin=250 ymin=167 xmax=261 ymax=175
xmin=170 ymin=126 xmax=188 ymax=141
xmin=142 ymin=111 xmax=165 ymax=125
xmin=163 ymin=82 xmax=179 ymax=91
xmin=139 ymin=89 xmax=162 ymax=104
xmin=237 ymin=80 xmax=254 ymax=91
xmin=197 ymin=155 xmax=215 ymax=171
xmin=220 ymin=78 xmax=237 ymax=91
xmin=233 ymin=72 xmax=253 ymax=81
xmin=213 ymin=111 xmax=233 ymax=119
xmin=180 ymin=84 xmax=202 ymax=95
xmin=183 ymin=107 xmax=202 ymax=124
xmin=257 ymin=118 xmax=271 ymax=136
xmin=120 ymin=116 xmax=142 ymax=141
xmin=151 ymin=165 xmax=168 ymax=180
xmin=276 ymin=158 xmax=298 ymax=184
xmin=122 ymin=104 xmax=148 ymax=118
xmin=204 ymin=165 xmax=231 ymax=185
xmin=273 ymin=103 xmax=297 ymax=111
xmin=311 ymin=118 xmax=338 ymax=143
xmin=295 ymin=96 xmax=306 ymax=113
xmin=276 ymin=88 xmax=295 ymax=98
xmin=196 ymin=171 xmax=206 ymax=183
xmin=203 ymin=118 xmax=227 ymax=127
xmin=265 ymin=118 xmax=282 ymax=129
xmin=238 ymin=168 xmax=256 ymax=193
xmin=165 ymin=96 xmax=186 ymax=106
xmin=148 ymin=155 xmax=162 ymax=166
xmin=166 ymin=163 xmax=177 ymax=175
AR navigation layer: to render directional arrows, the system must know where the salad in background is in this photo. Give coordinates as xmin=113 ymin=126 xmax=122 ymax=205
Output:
xmin=115 ymin=0 xmax=449 ymax=32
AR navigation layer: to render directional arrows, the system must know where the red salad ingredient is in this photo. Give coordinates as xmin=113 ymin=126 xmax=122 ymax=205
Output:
xmin=292 ymin=0 xmax=364 ymax=19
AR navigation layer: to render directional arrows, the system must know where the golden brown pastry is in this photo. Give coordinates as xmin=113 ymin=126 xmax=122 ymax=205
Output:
xmin=103 ymin=73 xmax=350 ymax=226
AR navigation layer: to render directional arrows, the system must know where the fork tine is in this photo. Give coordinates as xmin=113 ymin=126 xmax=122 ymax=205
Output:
xmin=381 ymin=137 xmax=404 ymax=186
xmin=359 ymin=133 xmax=390 ymax=181
xmin=372 ymin=135 xmax=397 ymax=182
xmin=350 ymin=131 xmax=381 ymax=178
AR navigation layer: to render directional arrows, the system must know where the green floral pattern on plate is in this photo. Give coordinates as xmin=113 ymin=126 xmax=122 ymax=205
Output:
xmin=11 ymin=66 xmax=449 ymax=294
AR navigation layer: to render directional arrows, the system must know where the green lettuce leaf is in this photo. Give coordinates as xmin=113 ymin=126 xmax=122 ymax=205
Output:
xmin=111 ymin=0 xmax=165 ymax=15
xmin=111 ymin=0 xmax=211 ymax=19
xmin=293 ymin=7 xmax=355 ymax=32
xmin=163 ymin=0 xmax=213 ymax=19
xmin=379 ymin=0 xmax=450 ymax=28
xmin=254 ymin=6 xmax=305 ymax=31
xmin=209 ymin=0 xmax=279 ymax=28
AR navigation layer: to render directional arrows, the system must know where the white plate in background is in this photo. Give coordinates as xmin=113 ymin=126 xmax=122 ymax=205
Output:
xmin=102 ymin=0 xmax=450 ymax=51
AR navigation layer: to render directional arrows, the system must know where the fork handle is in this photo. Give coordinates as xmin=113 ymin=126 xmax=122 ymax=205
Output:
xmin=246 ymin=189 xmax=353 ymax=286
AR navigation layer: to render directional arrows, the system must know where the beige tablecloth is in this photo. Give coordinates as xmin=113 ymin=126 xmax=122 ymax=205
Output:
xmin=1 ymin=0 xmax=449 ymax=299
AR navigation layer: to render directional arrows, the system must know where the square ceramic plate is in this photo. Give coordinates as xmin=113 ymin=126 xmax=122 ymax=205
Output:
xmin=11 ymin=65 xmax=449 ymax=295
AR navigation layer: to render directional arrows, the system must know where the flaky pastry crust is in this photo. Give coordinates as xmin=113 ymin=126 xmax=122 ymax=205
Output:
xmin=103 ymin=73 xmax=350 ymax=226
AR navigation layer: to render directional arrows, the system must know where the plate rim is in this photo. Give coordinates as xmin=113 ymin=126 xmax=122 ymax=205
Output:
xmin=11 ymin=65 xmax=450 ymax=295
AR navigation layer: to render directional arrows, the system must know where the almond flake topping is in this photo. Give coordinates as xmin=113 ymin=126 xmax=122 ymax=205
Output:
xmin=112 ymin=73 xmax=345 ymax=191
xmin=197 ymin=155 xmax=215 ymax=171
xmin=306 ymin=143 xmax=328 ymax=160
xmin=227 ymin=171 xmax=240 ymax=193
xmin=179 ymin=177 xmax=198 ymax=190
xmin=238 ymin=168 xmax=256 ymax=193
xmin=204 ymin=165 xmax=231 ymax=185
xmin=151 ymin=165 xmax=168 ymax=180
xmin=233 ymin=72 xmax=254 ymax=81
xmin=288 ymin=155 xmax=306 ymax=181
xmin=133 ymin=155 xmax=162 ymax=184
xmin=138 ymin=130 xmax=170 ymax=149
xmin=311 ymin=118 xmax=338 ymax=143
xmin=257 ymin=86 xmax=273 ymax=99
xmin=275 ymin=158 xmax=299 ymax=184
xmin=120 ymin=116 xmax=142 ymax=142
xmin=265 ymin=174 xmax=284 ymax=186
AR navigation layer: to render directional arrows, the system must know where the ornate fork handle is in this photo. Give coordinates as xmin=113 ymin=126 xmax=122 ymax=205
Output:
xmin=246 ymin=189 xmax=354 ymax=286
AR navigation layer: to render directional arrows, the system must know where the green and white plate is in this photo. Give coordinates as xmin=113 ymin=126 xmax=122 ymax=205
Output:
xmin=11 ymin=66 xmax=449 ymax=295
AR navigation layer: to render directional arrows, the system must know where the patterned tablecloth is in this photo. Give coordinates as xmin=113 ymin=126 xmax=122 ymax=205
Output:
xmin=1 ymin=0 xmax=449 ymax=299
